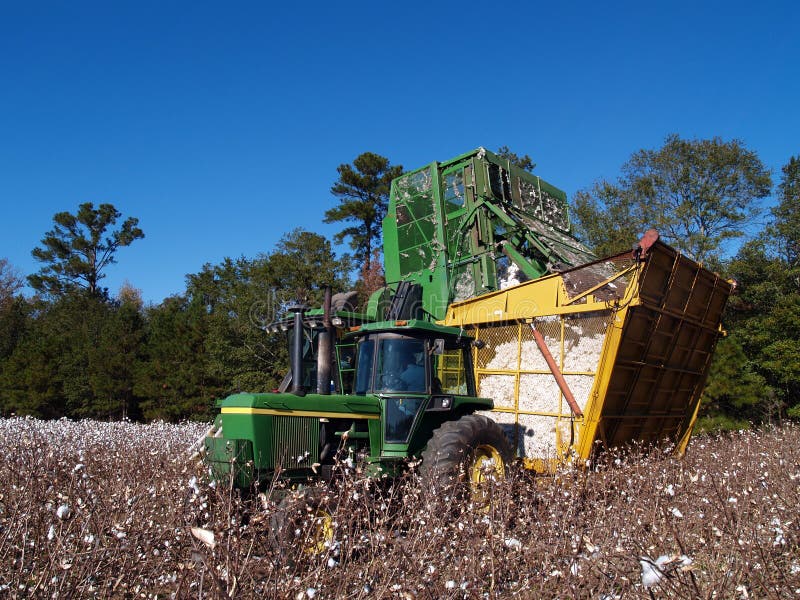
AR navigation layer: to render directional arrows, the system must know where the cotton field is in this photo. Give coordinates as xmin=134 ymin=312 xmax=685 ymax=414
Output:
xmin=0 ymin=417 xmax=210 ymax=598
xmin=1 ymin=417 xmax=799 ymax=598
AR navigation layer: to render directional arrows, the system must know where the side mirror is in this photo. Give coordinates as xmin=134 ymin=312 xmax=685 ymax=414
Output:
xmin=431 ymin=338 xmax=445 ymax=355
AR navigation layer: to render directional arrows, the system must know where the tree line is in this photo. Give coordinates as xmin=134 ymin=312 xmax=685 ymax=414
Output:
xmin=0 ymin=226 xmax=353 ymax=421
xmin=0 ymin=141 xmax=797 ymax=428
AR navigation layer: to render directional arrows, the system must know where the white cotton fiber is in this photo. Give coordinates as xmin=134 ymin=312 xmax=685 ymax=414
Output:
xmin=477 ymin=316 xmax=608 ymax=460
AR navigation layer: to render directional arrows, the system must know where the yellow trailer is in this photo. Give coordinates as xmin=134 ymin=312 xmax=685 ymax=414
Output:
xmin=440 ymin=236 xmax=733 ymax=472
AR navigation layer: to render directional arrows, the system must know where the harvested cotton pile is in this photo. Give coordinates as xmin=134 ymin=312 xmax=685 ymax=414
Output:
xmin=477 ymin=315 xmax=609 ymax=461
xmin=563 ymin=331 xmax=606 ymax=372
xmin=478 ymin=374 xmax=516 ymax=408
xmin=519 ymin=414 xmax=560 ymax=458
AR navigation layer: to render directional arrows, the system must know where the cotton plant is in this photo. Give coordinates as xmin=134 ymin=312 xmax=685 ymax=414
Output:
xmin=1 ymin=417 xmax=799 ymax=597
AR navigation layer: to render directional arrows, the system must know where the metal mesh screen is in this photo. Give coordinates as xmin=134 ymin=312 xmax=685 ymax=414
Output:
xmin=393 ymin=168 xmax=440 ymax=275
xmin=437 ymin=349 xmax=468 ymax=395
xmin=473 ymin=312 xmax=612 ymax=460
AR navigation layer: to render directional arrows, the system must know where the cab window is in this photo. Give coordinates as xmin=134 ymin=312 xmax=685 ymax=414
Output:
xmin=385 ymin=397 xmax=425 ymax=442
xmin=354 ymin=339 xmax=375 ymax=395
xmin=376 ymin=337 xmax=427 ymax=393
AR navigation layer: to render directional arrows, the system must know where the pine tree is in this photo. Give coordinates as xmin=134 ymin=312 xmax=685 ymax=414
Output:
xmin=324 ymin=152 xmax=402 ymax=274
xmin=29 ymin=202 xmax=144 ymax=298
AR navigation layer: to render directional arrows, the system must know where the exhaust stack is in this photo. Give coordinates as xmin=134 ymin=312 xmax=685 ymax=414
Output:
xmin=288 ymin=302 xmax=307 ymax=396
xmin=316 ymin=287 xmax=333 ymax=395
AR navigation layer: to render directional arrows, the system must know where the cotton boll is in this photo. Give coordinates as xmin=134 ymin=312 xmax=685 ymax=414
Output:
xmin=640 ymin=555 xmax=670 ymax=588
xmin=504 ymin=538 xmax=522 ymax=550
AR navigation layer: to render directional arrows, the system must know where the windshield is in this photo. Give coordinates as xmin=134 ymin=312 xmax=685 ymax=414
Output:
xmin=376 ymin=337 xmax=427 ymax=393
xmin=354 ymin=336 xmax=429 ymax=394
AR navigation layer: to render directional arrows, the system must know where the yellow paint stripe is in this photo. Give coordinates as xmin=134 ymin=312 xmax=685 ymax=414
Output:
xmin=221 ymin=407 xmax=379 ymax=420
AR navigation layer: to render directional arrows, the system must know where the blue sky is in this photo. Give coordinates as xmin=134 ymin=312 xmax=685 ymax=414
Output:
xmin=1 ymin=1 xmax=798 ymax=304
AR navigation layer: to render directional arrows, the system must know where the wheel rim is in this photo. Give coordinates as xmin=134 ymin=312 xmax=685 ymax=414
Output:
xmin=469 ymin=444 xmax=505 ymax=505
xmin=304 ymin=508 xmax=334 ymax=555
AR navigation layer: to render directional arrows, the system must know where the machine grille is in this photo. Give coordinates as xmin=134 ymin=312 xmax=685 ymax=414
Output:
xmin=270 ymin=416 xmax=320 ymax=469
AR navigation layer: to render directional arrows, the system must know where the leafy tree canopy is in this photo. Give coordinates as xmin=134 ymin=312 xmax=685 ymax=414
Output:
xmin=701 ymin=334 xmax=773 ymax=426
xmin=264 ymin=228 xmax=352 ymax=307
xmin=727 ymin=155 xmax=800 ymax=319
xmin=719 ymin=154 xmax=800 ymax=423
xmin=572 ymin=135 xmax=772 ymax=263
xmin=0 ymin=290 xmax=143 ymax=419
xmin=29 ymin=202 xmax=144 ymax=299
xmin=571 ymin=181 xmax=642 ymax=257
xmin=770 ymin=155 xmax=800 ymax=272
xmin=323 ymin=152 xmax=403 ymax=274
xmin=134 ymin=294 xmax=216 ymax=421
xmin=496 ymin=145 xmax=536 ymax=172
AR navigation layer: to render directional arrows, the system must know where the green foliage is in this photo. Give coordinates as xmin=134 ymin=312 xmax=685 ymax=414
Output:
xmin=134 ymin=295 xmax=218 ymax=421
xmin=572 ymin=135 xmax=771 ymax=263
xmin=133 ymin=229 xmax=352 ymax=420
xmin=572 ymin=183 xmax=641 ymax=257
xmin=701 ymin=335 xmax=774 ymax=424
xmin=1 ymin=222 xmax=353 ymax=421
xmin=712 ymin=154 xmax=800 ymax=427
xmin=88 ymin=297 xmax=145 ymax=419
xmin=264 ymin=228 xmax=352 ymax=305
xmin=323 ymin=152 xmax=402 ymax=274
xmin=496 ymin=145 xmax=536 ymax=172
xmin=0 ymin=297 xmax=29 ymax=365
xmin=0 ymin=314 xmax=64 ymax=418
xmin=746 ymin=294 xmax=800 ymax=398
xmin=0 ymin=291 xmax=145 ymax=419
xmin=29 ymin=202 xmax=144 ymax=298
xmin=180 ymin=256 xmax=282 ymax=402
xmin=725 ymin=239 xmax=788 ymax=320
xmin=693 ymin=413 xmax=752 ymax=433
xmin=0 ymin=259 xmax=28 ymax=369
xmin=770 ymin=155 xmax=800 ymax=273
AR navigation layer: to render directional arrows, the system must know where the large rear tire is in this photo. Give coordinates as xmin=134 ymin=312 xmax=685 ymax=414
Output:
xmin=420 ymin=414 xmax=512 ymax=505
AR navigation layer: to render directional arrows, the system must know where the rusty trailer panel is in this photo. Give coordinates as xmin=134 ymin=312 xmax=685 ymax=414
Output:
xmin=582 ymin=244 xmax=733 ymax=456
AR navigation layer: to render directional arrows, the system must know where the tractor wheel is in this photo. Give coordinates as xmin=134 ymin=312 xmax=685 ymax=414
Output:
xmin=420 ymin=414 xmax=512 ymax=507
xmin=269 ymin=487 xmax=335 ymax=557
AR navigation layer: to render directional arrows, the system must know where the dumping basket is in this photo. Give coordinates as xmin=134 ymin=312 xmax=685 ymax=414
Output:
xmin=441 ymin=241 xmax=733 ymax=471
